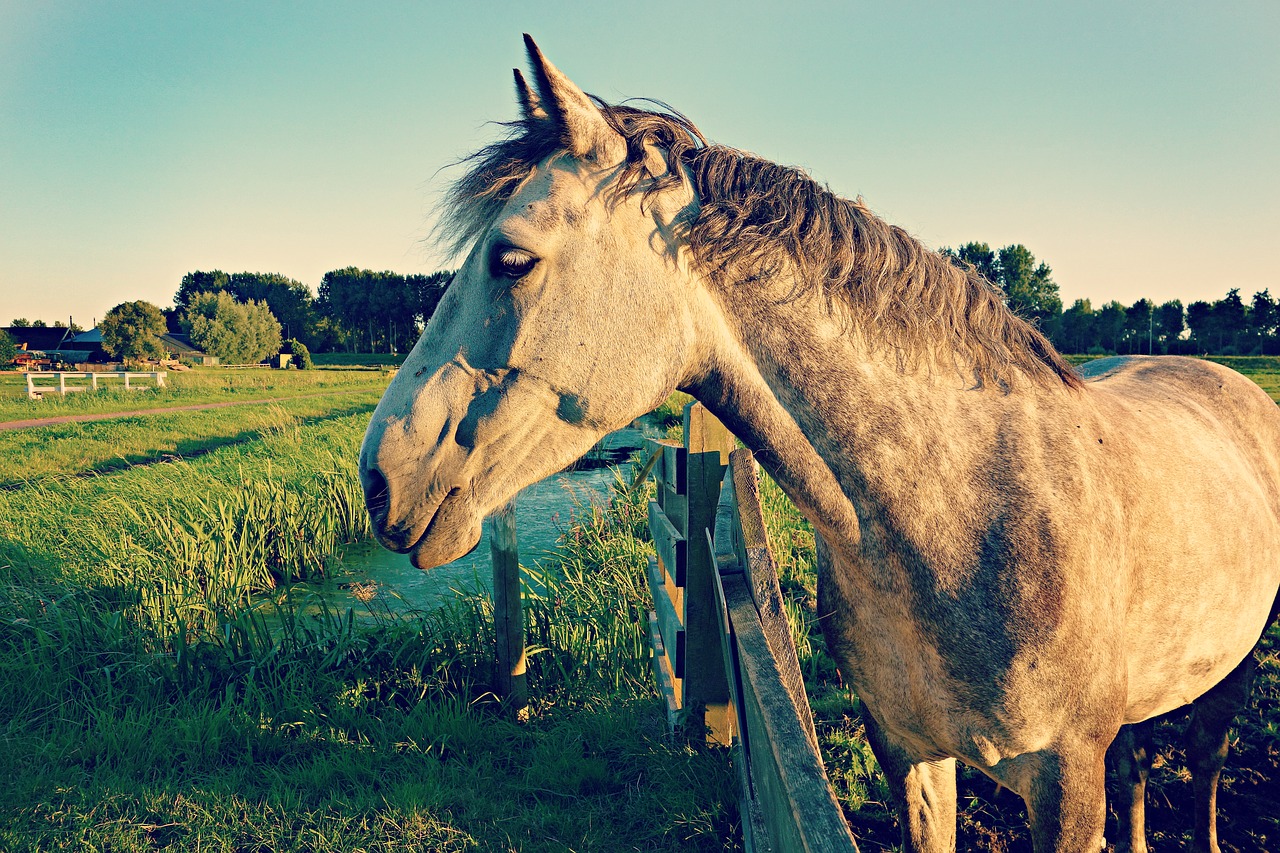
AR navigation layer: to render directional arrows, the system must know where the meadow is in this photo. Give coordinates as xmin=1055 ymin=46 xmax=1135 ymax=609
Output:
xmin=0 ymin=360 xmax=1277 ymax=851
xmin=0 ymin=366 xmax=391 ymax=423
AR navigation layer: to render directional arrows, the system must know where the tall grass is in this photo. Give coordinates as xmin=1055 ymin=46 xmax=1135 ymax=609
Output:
xmin=0 ymin=410 xmax=740 ymax=851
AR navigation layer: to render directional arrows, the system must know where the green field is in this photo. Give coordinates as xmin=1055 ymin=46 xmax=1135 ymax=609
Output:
xmin=0 ymin=364 xmax=1277 ymax=850
xmin=0 ymin=367 xmax=392 ymax=423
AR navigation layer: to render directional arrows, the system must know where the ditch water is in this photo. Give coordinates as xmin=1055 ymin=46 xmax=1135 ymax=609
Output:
xmin=297 ymin=416 xmax=665 ymax=614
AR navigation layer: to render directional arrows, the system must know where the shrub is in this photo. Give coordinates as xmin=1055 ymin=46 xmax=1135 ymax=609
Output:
xmin=284 ymin=338 xmax=313 ymax=370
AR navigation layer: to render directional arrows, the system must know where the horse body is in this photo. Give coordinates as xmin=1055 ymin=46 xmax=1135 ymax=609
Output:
xmin=360 ymin=37 xmax=1280 ymax=852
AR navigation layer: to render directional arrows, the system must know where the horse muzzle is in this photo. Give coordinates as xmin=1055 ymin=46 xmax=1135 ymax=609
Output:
xmin=361 ymin=465 xmax=484 ymax=569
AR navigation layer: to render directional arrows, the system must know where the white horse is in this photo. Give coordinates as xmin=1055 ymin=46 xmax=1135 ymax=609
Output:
xmin=360 ymin=36 xmax=1280 ymax=852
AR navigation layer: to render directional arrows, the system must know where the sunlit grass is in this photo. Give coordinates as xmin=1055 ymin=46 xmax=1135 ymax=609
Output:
xmin=0 ymin=393 xmax=384 ymax=484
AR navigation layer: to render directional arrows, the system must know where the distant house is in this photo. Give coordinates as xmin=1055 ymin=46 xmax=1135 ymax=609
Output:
xmin=29 ymin=327 xmax=216 ymax=367
xmin=3 ymin=326 xmax=74 ymax=370
xmin=160 ymin=333 xmax=217 ymax=366
xmin=51 ymin=327 xmax=108 ymax=365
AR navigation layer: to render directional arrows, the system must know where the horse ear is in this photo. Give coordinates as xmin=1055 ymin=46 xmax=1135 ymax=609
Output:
xmin=522 ymin=34 xmax=623 ymax=161
xmin=513 ymin=69 xmax=548 ymax=122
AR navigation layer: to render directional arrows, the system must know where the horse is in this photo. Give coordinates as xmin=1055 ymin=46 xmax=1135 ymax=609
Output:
xmin=359 ymin=36 xmax=1280 ymax=853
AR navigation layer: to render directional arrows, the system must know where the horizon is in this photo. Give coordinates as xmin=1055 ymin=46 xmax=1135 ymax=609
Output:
xmin=3 ymin=2 xmax=1276 ymax=326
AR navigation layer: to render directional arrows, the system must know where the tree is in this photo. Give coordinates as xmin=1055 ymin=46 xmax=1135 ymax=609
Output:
xmin=1249 ymin=290 xmax=1276 ymax=354
xmin=941 ymin=242 xmax=1000 ymax=284
xmin=1095 ymin=301 xmax=1126 ymax=354
xmin=997 ymin=244 xmax=1061 ymax=330
xmin=1216 ymin=289 xmax=1247 ymax=353
xmin=1156 ymin=300 xmax=1185 ymax=354
xmin=0 ymin=329 xmax=17 ymax=366
xmin=100 ymin=301 xmax=168 ymax=364
xmin=182 ymin=291 xmax=282 ymax=364
xmin=175 ymin=270 xmax=317 ymax=347
xmin=411 ymin=270 xmax=454 ymax=330
xmin=1186 ymin=301 xmax=1215 ymax=353
xmin=1057 ymin=299 xmax=1097 ymax=354
xmin=318 ymin=267 xmax=419 ymax=353
xmin=10 ymin=318 xmax=30 ymax=328
xmin=942 ymin=243 xmax=1062 ymax=333
xmin=284 ymin=338 xmax=313 ymax=369
xmin=1124 ymin=299 xmax=1154 ymax=354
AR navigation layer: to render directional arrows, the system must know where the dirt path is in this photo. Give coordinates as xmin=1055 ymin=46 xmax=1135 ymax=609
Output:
xmin=0 ymin=391 xmax=363 ymax=431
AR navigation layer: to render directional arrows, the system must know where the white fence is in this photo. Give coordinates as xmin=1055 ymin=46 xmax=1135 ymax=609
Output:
xmin=26 ymin=371 xmax=167 ymax=399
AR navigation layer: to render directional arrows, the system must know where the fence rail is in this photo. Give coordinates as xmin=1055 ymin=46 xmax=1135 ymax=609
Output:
xmin=647 ymin=402 xmax=859 ymax=852
xmin=26 ymin=371 xmax=167 ymax=399
xmin=486 ymin=400 xmax=858 ymax=850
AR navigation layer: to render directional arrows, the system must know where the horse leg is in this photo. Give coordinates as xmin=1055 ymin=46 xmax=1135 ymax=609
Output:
xmin=1023 ymin=742 xmax=1109 ymax=853
xmin=1105 ymin=720 xmax=1154 ymax=853
xmin=862 ymin=712 xmax=957 ymax=853
xmin=1186 ymin=653 xmax=1255 ymax=853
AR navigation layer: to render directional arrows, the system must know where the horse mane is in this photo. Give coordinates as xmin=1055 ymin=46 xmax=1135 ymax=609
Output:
xmin=438 ymin=99 xmax=1082 ymax=391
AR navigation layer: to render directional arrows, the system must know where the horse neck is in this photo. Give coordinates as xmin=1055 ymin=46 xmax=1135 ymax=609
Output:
xmin=694 ymin=286 xmax=1057 ymax=547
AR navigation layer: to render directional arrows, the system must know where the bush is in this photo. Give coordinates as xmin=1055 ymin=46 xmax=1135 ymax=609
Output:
xmin=284 ymin=338 xmax=313 ymax=370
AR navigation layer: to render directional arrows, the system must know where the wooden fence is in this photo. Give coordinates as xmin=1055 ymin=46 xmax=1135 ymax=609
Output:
xmin=26 ymin=371 xmax=166 ymax=399
xmin=647 ymin=402 xmax=859 ymax=852
xmin=487 ymin=401 xmax=859 ymax=851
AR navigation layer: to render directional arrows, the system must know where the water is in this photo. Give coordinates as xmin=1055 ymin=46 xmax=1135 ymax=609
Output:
xmin=306 ymin=417 xmax=664 ymax=614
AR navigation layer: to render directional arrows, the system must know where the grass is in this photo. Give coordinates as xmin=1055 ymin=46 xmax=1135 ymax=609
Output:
xmin=0 ymin=400 xmax=740 ymax=851
xmin=0 ymin=393 xmax=384 ymax=484
xmin=2 ymin=368 xmax=1278 ymax=851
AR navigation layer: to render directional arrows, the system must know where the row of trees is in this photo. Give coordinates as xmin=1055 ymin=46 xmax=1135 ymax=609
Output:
xmin=9 ymin=252 xmax=1277 ymax=363
xmin=944 ymin=242 xmax=1278 ymax=356
xmin=171 ymin=268 xmax=452 ymax=355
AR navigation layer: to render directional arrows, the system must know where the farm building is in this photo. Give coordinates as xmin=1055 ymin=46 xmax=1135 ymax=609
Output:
xmin=3 ymin=326 xmax=75 ymax=370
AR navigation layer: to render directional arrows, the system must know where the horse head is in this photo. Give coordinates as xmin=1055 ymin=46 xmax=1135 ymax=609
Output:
xmin=359 ymin=36 xmax=707 ymax=569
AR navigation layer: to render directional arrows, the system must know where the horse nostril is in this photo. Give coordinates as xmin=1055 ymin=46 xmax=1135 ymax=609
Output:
xmin=363 ymin=466 xmax=390 ymax=527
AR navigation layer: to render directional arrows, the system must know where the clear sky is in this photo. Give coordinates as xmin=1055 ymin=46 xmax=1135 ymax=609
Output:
xmin=2 ymin=1 xmax=1277 ymax=327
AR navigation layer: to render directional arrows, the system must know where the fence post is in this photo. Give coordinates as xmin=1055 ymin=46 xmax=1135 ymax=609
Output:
xmin=490 ymin=497 xmax=528 ymax=717
xmin=682 ymin=401 xmax=736 ymax=744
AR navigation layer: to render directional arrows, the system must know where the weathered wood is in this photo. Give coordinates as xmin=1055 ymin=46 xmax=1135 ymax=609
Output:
xmin=724 ymin=571 xmax=859 ymax=852
xmin=728 ymin=449 xmax=819 ymax=750
xmin=648 ymin=499 xmax=688 ymax=587
xmin=682 ymin=403 xmax=734 ymax=744
xmin=490 ymin=497 xmax=527 ymax=716
xmin=685 ymin=401 xmax=735 ymax=462
xmin=662 ymin=442 xmax=688 ymax=500
xmin=647 ymin=556 xmax=686 ymax=678
xmin=648 ymin=612 xmax=682 ymax=725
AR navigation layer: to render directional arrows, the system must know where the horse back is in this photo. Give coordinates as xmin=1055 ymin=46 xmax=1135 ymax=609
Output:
xmin=1078 ymin=356 xmax=1280 ymax=720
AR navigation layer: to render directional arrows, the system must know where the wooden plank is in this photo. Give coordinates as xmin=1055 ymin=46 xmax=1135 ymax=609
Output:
xmin=648 ymin=500 xmax=687 ymax=587
xmin=684 ymin=400 xmax=735 ymax=463
xmin=662 ymin=442 xmax=688 ymax=498
xmin=728 ymin=448 xmax=819 ymax=751
xmin=490 ymin=497 xmax=527 ymax=717
xmin=683 ymin=443 xmax=733 ymax=744
xmin=724 ymin=572 xmax=859 ymax=853
xmin=648 ymin=612 xmax=681 ymax=726
xmin=646 ymin=557 xmax=685 ymax=679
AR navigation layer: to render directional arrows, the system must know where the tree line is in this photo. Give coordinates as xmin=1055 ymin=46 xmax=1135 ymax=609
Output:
xmin=7 ymin=251 xmax=1277 ymax=364
xmin=170 ymin=268 xmax=452 ymax=355
xmin=942 ymin=242 xmax=1277 ymax=356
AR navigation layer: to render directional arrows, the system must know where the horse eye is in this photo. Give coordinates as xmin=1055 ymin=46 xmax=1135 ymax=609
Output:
xmin=491 ymin=245 xmax=538 ymax=280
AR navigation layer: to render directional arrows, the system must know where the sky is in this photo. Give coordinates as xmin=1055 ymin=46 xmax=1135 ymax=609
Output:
xmin=2 ymin=1 xmax=1277 ymax=327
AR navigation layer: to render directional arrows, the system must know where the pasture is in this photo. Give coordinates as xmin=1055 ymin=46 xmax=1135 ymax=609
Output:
xmin=0 ymin=362 xmax=1277 ymax=850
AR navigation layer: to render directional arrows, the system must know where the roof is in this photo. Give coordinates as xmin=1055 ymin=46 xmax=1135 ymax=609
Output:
xmin=69 ymin=328 xmax=103 ymax=345
xmin=2 ymin=326 xmax=73 ymax=351
xmin=159 ymin=333 xmax=207 ymax=356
